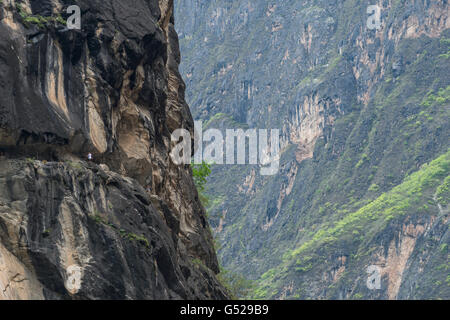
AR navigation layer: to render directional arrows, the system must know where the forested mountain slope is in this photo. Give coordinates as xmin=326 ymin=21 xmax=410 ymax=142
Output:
xmin=0 ymin=0 xmax=226 ymax=299
xmin=175 ymin=0 xmax=450 ymax=299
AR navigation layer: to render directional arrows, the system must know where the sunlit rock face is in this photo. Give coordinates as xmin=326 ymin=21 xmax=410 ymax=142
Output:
xmin=0 ymin=0 xmax=226 ymax=299
xmin=175 ymin=0 xmax=450 ymax=299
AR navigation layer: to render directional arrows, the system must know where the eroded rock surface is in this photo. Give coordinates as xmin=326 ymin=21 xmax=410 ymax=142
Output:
xmin=0 ymin=159 xmax=227 ymax=299
xmin=0 ymin=0 xmax=226 ymax=299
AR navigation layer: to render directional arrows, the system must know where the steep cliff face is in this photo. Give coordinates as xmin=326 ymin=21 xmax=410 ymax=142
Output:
xmin=175 ymin=0 xmax=450 ymax=299
xmin=0 ymin=159 xmax=226 ymax=299
xmin=0 ymin=0 xmax=227 ymax=299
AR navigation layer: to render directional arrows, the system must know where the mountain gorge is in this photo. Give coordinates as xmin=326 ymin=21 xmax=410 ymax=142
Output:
xmin=0 ymin=0 xmax=227 ymax=299
xmin=175 ymin=0 xmax=450 ymax=299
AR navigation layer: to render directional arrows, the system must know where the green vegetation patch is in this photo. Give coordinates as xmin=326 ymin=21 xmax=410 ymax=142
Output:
xmin=436 ymin=175 xmax=450 ymax=206
xmin=291 ymin=150 xmax=449 ymax=258
xmin=16 ymin=4 xmax=66 ymax=29
xmin=421 ymin=86 xmax=450 ymax=107
xmin=191 ymin=161 xmax=212 ymax=207
xmin=254 ymin=150 xmax=450 ymax=298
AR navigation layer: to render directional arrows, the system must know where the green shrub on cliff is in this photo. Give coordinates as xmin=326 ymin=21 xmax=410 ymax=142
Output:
xmin=191 ymin=161 xmax=212 ymax=206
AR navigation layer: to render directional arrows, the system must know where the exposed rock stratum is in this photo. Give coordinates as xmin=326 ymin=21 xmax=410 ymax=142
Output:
xmin=0 ymin=0 xmax=227 ymax=299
